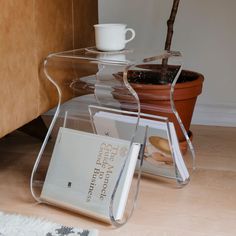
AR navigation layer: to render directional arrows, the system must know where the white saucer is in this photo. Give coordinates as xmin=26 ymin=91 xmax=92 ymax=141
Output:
xmin=85 ymin=47 xmax=133 ymax=55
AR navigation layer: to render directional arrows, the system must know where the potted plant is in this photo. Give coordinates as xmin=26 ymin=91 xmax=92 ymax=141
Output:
xmin=123 ymin=0 xmax=204 ymax=151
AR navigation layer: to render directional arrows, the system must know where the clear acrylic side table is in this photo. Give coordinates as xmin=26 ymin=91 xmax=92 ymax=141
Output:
xmin=30 ymin=47 xmax=195 ymax=226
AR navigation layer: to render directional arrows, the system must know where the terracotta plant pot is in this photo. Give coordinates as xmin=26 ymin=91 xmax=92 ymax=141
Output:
xmin=129 ymin=68 xmax=204 ymax=142
xmin=131 ymin=71 xmax=204 ymax=142
xmin=113 ymin=66 xmax=204 ymax=145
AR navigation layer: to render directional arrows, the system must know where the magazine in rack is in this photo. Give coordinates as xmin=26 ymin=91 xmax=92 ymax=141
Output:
xmin=40 ymin=127 xmax=141 ymax=223
xmin=92 ymin=109 xmax=189 ymax=182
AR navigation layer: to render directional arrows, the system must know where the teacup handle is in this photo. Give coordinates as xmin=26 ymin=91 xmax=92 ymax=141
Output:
xmin=125 ymin=28 xmax=136 ymax=43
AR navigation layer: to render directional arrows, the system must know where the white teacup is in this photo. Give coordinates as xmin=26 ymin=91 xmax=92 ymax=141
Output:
xmin=94 ymin=24 xmax=135 ymax=51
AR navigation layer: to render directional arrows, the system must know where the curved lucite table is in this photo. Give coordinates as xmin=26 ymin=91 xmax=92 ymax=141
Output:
xmin=30 ymin=47 xmax=195 ymax=226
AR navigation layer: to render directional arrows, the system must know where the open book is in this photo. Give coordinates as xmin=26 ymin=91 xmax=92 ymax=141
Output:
xmin=41 ymin=127 xmax=140 ymax=223
xmin=93 ymin=111 xmax=189 ymax=182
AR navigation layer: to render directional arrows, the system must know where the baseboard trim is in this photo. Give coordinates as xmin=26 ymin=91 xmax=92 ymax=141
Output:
xmin=192 ymin=103 xmax=236 ymax=127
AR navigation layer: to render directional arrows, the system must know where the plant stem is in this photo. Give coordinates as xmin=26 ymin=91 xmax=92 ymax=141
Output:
xmin=161 ymin=0 xmax=180 ymax=83
xmin=164 ymin=0 xmax=180 ymax=51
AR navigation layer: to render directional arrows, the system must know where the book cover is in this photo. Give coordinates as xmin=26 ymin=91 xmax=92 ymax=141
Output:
xmin=40 ymin=127 xmax=140 ymax=223
xmin=93 ymin=111 xmax=189 ymax=181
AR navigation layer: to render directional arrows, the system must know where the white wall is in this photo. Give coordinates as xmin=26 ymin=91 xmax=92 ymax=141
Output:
xmin=98 ymin=0 xmax=236 ymax=126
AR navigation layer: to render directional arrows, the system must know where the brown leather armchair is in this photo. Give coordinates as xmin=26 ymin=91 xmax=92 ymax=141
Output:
xmin=0 ymin=0 xmax=98 ymax=138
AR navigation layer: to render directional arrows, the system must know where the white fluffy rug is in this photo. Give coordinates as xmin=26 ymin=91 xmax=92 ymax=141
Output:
xmin=0 ymin=212 xmax=98 ymax=236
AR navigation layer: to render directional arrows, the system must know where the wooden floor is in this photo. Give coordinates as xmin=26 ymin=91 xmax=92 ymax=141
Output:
xmin=0 ymin=125 xmax=236 ymax=235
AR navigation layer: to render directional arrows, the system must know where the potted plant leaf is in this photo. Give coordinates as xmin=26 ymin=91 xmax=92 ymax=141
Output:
xmin=123 ymin=0 xmax=204 ymax=152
